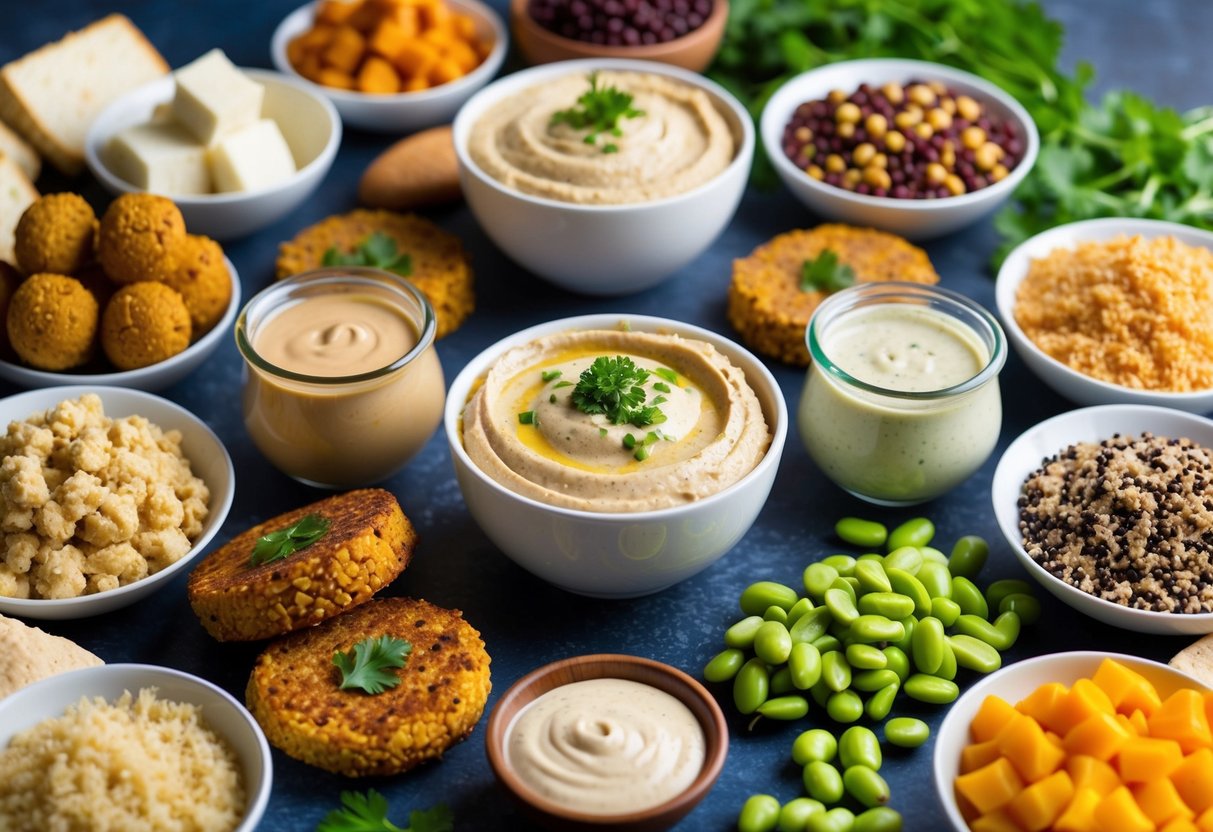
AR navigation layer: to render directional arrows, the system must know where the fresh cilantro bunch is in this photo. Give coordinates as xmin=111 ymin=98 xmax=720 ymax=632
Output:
xmin=316 ymin=790 xmax=452 ymax=832
xmin=322 ymin=231 xmax=413 ymax=277
xmin=550 ymin=72 xmax=645 ymax=153
xmin=333 ymin=635 xmax=412 ymax=695
xmin=572 ymin=356 xmax=667 ymax=428
xmin=249 ymin=514 xmax=331 ymax=566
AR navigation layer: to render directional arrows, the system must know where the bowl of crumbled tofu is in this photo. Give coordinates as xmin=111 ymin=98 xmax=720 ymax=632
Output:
xmin=84 ymin=49 xmax=340 ymax=240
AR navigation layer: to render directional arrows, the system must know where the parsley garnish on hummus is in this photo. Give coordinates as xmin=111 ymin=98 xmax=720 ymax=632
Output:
xmin=550 ymin=72 xmax=645 ymax=154
xmin=572 ymin=356 xmax=667 ymax=428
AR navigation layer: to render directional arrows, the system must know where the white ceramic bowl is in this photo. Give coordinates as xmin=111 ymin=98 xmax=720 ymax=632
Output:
xmin=444 ymin=314 xmax=787 ymax=598
xmin=0 ymin=663 xmax=271 ymax=832
xmin=991 ymin=403 xmax=1213 ymax=634
xmin=85 ymin=69 xmax=340 ymax=240
xmin=0 ymin=386 xmax=234 ymax=620
xmin=452 ymin=58 xmax=754 ymax=295
xmin=934 ymin=651 xmax=1209 ymax=831
xmin=271 ymin=0 xmax=508 ymax=133
xmin=0 ymin=258 xmax=241 ymax=392
xmin=760 ymin=58 xmax=1039 ymax=240
xmin=996 ymin=217 xmax=1213 ymax=413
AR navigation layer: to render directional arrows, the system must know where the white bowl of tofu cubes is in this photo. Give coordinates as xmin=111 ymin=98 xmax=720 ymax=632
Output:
xmin=85 ymin=49 xmax=341 ymax=240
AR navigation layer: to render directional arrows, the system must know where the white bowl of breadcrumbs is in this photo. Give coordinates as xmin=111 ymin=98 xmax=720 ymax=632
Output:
xmin=996 ymin=217 xmax=1213 ymax=414
xmin=0 ymin=664 xmax=270 ymax=832
xmin=992 ymin=403 xmax=1213 ymax=634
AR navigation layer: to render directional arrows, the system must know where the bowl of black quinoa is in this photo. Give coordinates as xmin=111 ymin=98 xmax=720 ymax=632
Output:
xmin=992 ymin=404 xmax=1213 ymax=634
xmin=760 ymin=58 xmax=1039 ymax=240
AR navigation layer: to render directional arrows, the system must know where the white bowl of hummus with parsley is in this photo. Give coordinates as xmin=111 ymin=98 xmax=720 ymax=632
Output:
xmin=445 ymin=314 xmax=785 ymax=598
xmin=452 ymin=59 xmax=753 ymax=295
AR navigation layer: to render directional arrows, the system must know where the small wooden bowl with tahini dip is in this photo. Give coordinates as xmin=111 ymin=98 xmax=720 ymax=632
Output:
xmin=486 ymin=653 xmax=728 ymax=831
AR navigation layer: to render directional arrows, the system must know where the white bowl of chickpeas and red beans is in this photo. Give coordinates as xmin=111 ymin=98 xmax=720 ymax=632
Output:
xmin=271 ymin=0 xmax=508 ymax=132
xmin=760 ymin=58 xmax=1039 ymax=240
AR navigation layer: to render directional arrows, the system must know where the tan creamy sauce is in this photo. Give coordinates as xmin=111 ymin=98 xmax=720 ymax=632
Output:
xmin=255 ymin=295 xmax=416 ymax=376
xmin=244 ymin=291 xmax=444 ymax=488
xmin=506 ymin=678 xmax=705 ymax=815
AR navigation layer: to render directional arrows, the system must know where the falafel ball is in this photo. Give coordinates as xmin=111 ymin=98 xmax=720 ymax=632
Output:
xmin=7 ymin=273 xmax=99 ymax=370
xmin=101 ymin=281 xmax=191 ymax=370
xmin=162 ymin=234 xmax=232 ymax=336
xmin=97 ymin=193 xmax=186 ymax=284
xmin=14 ymin=193 xmax=98 ymax=276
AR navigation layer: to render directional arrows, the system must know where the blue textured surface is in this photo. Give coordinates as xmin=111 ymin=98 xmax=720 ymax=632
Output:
xmin=4 ymin=1 xmax=1213 ymax=829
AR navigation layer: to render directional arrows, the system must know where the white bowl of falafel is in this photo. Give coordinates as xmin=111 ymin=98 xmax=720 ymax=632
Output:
xmin=0 ymin=192 xmax=239 ymax=392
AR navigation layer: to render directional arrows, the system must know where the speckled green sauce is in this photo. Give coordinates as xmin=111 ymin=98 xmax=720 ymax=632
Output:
xmin=800 ymin=305 xmax=1001 ymax=505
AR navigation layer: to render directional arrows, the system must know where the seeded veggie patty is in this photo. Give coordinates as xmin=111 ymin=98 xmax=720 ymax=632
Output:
xmin=246 ymin=597 xmax=491 ymax=777
xmin=187 ymin=488 xmax=414 ymax=641
xmin=1018 ymin=432 xmax=1213 ymax=613
xmin=727 ymin=224 xmax=939 ymax=366
xmin=274 ymin=209 xmax=473 ymax=339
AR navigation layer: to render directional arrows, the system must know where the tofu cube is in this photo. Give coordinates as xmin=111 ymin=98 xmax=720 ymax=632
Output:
xmin=172 ymin=49 xmax=263 ymax=145
xmin=207 ymin=119 xmax=296 ymax=193
xmin=106 ymin=121 xmax=211 ymax=195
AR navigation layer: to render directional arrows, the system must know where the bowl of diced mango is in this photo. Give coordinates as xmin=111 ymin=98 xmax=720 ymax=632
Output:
xmin=934 ymin=652 xmax=1213 ymax=831
xmin=271 ymin=0 xmax=508 ymax=132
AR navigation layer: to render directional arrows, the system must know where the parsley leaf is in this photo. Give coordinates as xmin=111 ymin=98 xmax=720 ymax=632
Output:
xmin=250 ymin=514 xmax=331 ymax=567
xmin=333 ymin=635 xmax=412 ymax=695
xmin=550 ymin=72 xmax=645 ymax=153
xmin=315 ymin=790 xmax=453 ymax=832
xmin=571 ymin=355 xmax=667 ymax=428
xmin=800 ymin=250 xmax=855 ymax=293
xmin=322 ymin=231 xmax=413 ymax=277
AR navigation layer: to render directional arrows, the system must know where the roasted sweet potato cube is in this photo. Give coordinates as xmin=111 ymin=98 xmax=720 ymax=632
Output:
xmin=1006 ymin=769 xmax=1074 ymax=832
xmin=956 ymin=757 xmax=1026 ymax=816
xmin=323 ymin=25 xmax=366 ymax=73
xmin=1150 ymin=688 xmax=1213 ymax=753
xmin=357 ymin=56 xmax=401 ymax=93
xmin=1133 ymin=776 xmax=1196 ymax=826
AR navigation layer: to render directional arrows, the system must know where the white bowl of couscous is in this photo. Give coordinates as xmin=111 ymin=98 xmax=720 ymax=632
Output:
xmin=0 ymin=664 xmax=271 ymax=831
xmin=0 ymin=387 xmax=235 ymax=620
xmin=996 ymin=217 xmax=1213 ymax=414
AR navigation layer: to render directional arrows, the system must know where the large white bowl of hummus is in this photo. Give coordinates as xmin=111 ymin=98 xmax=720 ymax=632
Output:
xmin=445 ymin=314 xmax=786 ymax=598
xmin=452 ymin=59 xmax=753 ymax=295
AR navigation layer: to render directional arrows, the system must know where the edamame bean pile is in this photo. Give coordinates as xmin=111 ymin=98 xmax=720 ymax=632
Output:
xmin=705 ymin=517 xmax=1040 ymax=832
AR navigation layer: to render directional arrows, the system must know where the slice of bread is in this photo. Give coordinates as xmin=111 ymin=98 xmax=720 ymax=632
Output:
xmin=0 ymin=120 xmax=39 ymax=181
xmin=0 ymin=14 xmax=168 ymax=176
xmin=0 ymin=154 xmax=38 ymax=265
xmin=0 ymin=613 xmax=103 ymax=699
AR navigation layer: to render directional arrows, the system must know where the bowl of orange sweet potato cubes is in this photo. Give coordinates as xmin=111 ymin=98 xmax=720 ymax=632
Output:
xmin=272 ymin=0 xmax=508 ymax=132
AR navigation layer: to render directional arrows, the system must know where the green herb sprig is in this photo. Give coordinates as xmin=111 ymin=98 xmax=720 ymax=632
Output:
xmin=572 ymin=356 xmax=667 ymax=428
xmin=800 ymin=250 xmax=855 ymax=293
xmin=250 ymin=514 xmax=331 ymax=567
xmin=333 ymin=635 xmax=413 ymax=695
xmin=316 ymin=789 xmax=452 ymax=832
xmin=322 ymin=231 xmax=413 ymax=277
xmin=550 ymin=72 xmax=645 ymax=153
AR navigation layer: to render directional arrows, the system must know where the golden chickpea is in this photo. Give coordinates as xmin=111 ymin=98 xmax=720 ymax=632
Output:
xmin=927 ymin=108 xmax=952 ymax=131
xmin=871 ymin=153 xmax=888 ymax=169
xmin=907 ymin=84 xmax=936 ymax=107
xmin=825 ymin=153 xmax=846 ymax=173
xmin=990 ymin=163 xmax=1009 ymax=182
xmin=914 ymin=122 xmax=934 ymax=139
xmin=962 ymin=125 xmax=986 ymax=150
xmin=807 ymin=164 xmax=825 ymax=181
xmin=881 ymin=82 xmax=905 ymax=105
xmin=865 ymin=113 xmax=888 ymax=139
xmin=864 ymin=166 xmax=892 ymax=190
xmin=940 ymin=96 xmax=957 ymax=115
xmin=974 ymin=142 xmax=1003 ymax=171
xmin=835 ymin=102 xmax=861 ymax=123
xmin=944 ymin=173 xmax=966 ymax=196
xmin=928 ymin=80 xmax=948 ymax=95
xmin=837 ymin=121 xmax=856 ymax=139
xmin=794 ymin=126 xmax=812 ymax=142
xmin=956 ymin=95 xmax=981 ymax=122
xmin=828 ymin=88 xmax=848 ymax=105
xmin=843 ymin=168 xmax=863 ymax=188
xmin=852 ymin=142 xmax=877 ymax=167
xmin=894 ymin=109 xmax=922 ymax=130
xmin=884 ymin=131 xmax=907 ymax=153
xmin=926 ymin=162 xmax=948 ymax=184
xmin=941 ymin=140 xmax=957 ymax=169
